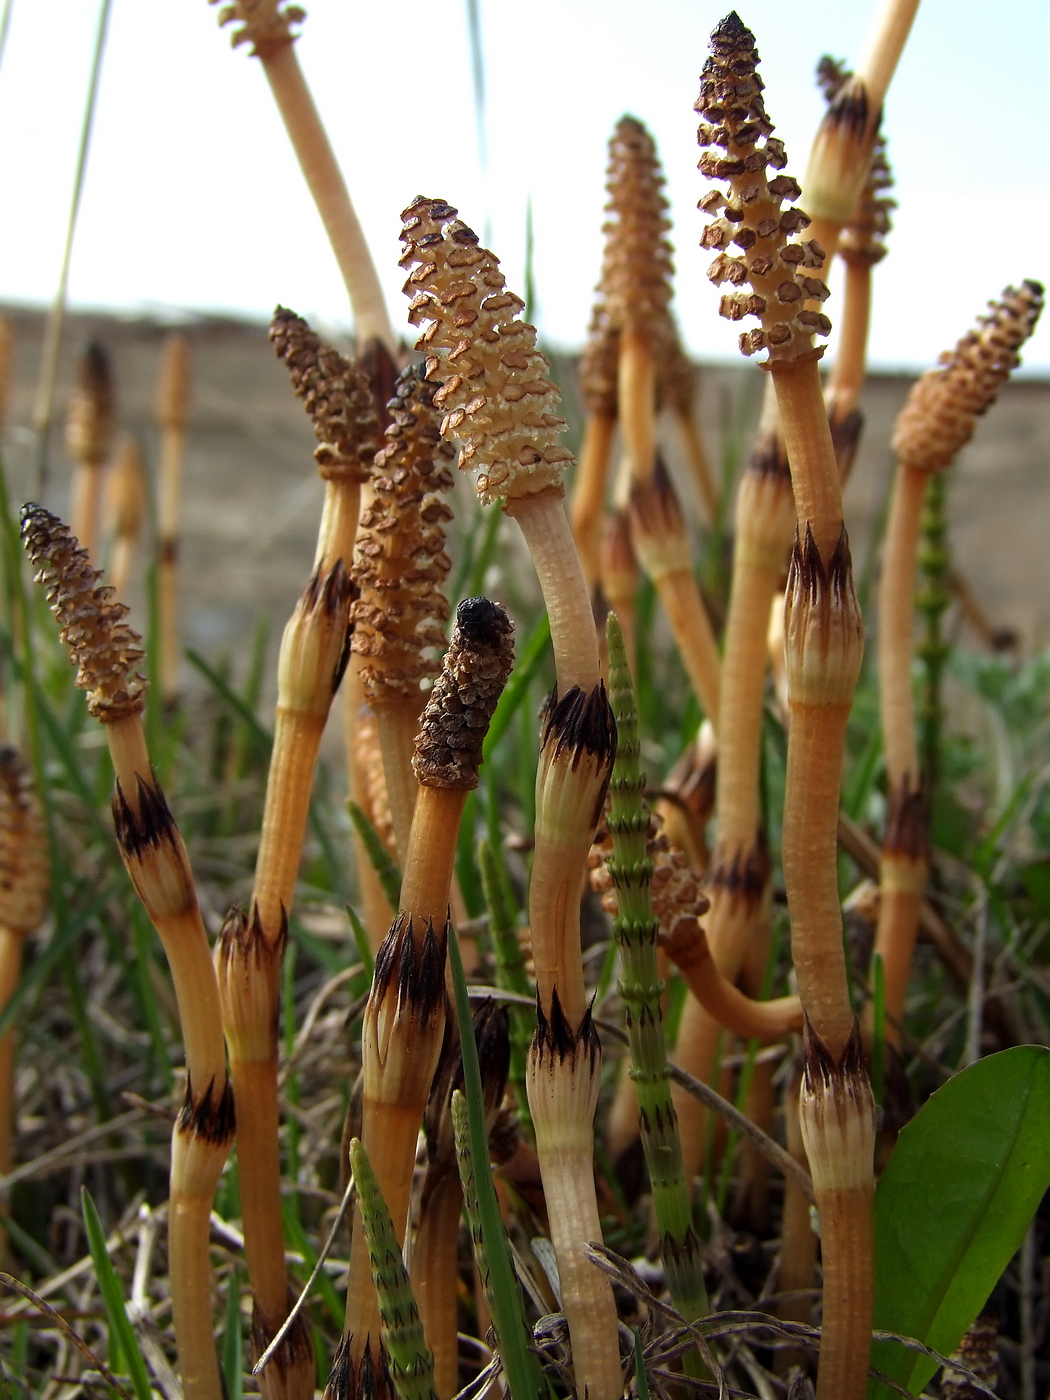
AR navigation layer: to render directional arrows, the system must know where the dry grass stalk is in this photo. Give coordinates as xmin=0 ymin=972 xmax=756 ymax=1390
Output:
xmin=156 ymin=333 xmax=192 ymax=700
xmin=104 ymin=434 xmax=147 ymax=599
xmin=66 ymin=342 xmax=114 ymax=561
xmin=801 ymin=0 xmax=919 ymax=263
xmin=20 ymin=504 xmax=232 ymax=1400
xmin=875 ymin=282 xmax=1043 ymax=1041
xmin=628 ymin=458 xmax=721 ymax=728
xmin=351 ymin=366 xmax=455 ymax=860
xmin=699 ymin=18 xmax=873 ymax=1397
xmin=0 ymin=747 xmax=48 ymax=1205
xmin=335 ymin=599 xmax=513 ymax=1400
xmin=212 ymin=0 xmax=395 ymax=353
xmin=400 ymin=197 xmax=621 ymax=1399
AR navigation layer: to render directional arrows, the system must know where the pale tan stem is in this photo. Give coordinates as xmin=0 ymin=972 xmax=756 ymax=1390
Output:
xmin=399 ymin=786 xmax=468 ymax=931
xmin=570 ymin=413 xmax=617 ymax=591
xmin=814 ymin=1182 xmax=874 ymax=1400
xmin=529 ymin=826 xmax=591 ymax=1031
xmin=770 ymin=356 xmax=843 ymax=557
xmin=782 ymin=706 xmax=855 ymax=1058
xmin=345 ymin=675 xmax=396 ymax=952
xmin=827 ymin=261 xmax=872 ymax=424
xmin=0 ymin=927 xmax=21 ymax=1179
xmin=879 ymin=463 xmax=925 ymax=788
xmin=259 ymin=43 xmax=395 ymax=352
xmin=70 ymin=462 xmax=104 ymax=563
xmin=664 ymin=925 xmax=802 ymax=1041
xmin=873 ymin=857 xmax=927 ymax=1043
xmin=105 ymin=714 xmax=228 ymax=1095
xmin=314 ymin=478 xmax=362 ymax=575
xmin=412 ymin=1173 xmax=464 ymax=1400
xmin=254 ymin=711 xmax=326 ymax=940
xmin=158 ymin=424 xmax=185 ymax=700
xmin=651 ymin=568 xmax=721 ymax=731
xmin=776 ymin=1072 xmax=817 ymax=1373
xmin=109 ymin=537 xmax=136 ymax=600
xmin=619 ymin=326 xmax=656 ymax=488
xmin=527 ymin=1036 xmax=621 ymax=1400
xmin=505 ymin=491 xmax=599 ymax=694
xmin=231 ymin=1058 xmax=287 ymax=1329
xmin=170 ymin=1114 xmax=235 ymax=1400
xmin=855 ymin=0 xmax=922 ymax=109
xmin=374 ymin=699 xmax=422 ymax=865
xmin=673 ymin=406 xmax=718 ymax=524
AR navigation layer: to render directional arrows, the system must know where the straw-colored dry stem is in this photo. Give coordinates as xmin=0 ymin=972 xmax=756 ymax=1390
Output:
xmin=665 ymin=923 xmax=802 ymax=1040
xmin=157 ymin=333 xmax=191 ymax=700
xmin=570 ymin=411 xmax=616 ymax=591
xmin=215 ymin=6 xmax=394 ymax=349
xmin=527 ymin=1004 xmax=621 ymax=1400
xmin=105 ymin=435 xmax=147 ymax=598
xmin=799 ymin=1024 xmax=876 ymax=1400
xmin=66 ymin=342 xmax=114 ymax=562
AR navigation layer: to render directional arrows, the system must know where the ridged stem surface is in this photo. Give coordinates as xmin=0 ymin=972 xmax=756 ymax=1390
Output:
xmin=411 ymin=1173 xmax=463 ymax=1400
xmin=260 ymin=43 xmax=394 ymax=351
xmin=158 ymin=424 xmax=185 ymax=699
xmin=254 ymin=710 xmax=326 ymax=939
xmin=504 ymin=491 xmax=599 ymax=694
xmin=878 ymin=463 xmax=925 ymax=788
xmin=570 ymin=412 xmax=616 ymax=591
xmin=782 ymin=704 xmax=855 ymax=1057
xmin=618 ymin=326 xmax=656 ymax=487
xmin=605 ymin=617 xmax=709 ymax=1331
xmin=652 ymin=569 xmax=721 ymax=730
xmin=375 ymin=699 xmax=423 ymax=865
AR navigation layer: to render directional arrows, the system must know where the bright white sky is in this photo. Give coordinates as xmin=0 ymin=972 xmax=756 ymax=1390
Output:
xmin=1 ymin=0 xmax=1048 ymax=372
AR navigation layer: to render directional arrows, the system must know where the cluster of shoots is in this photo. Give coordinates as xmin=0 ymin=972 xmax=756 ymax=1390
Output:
xmin=6 ymin=5 xmax=1047 ymax=1400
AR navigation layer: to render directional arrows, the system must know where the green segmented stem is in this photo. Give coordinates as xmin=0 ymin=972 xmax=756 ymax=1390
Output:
xmin=605 ymin=612 xmax=709 ymax=1334
xmin=478 ymin=837 xmax=534 ymax=1128
xmin=452 ymin=1089 xmax=494 ymax=1302
xmin=349 ymin=1137 xmax=439 ymax=1400
xmin=916 ymin=473 xmax=950 ymax=795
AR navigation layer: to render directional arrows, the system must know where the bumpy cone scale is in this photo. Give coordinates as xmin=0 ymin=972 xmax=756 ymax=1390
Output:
xmin=351 ymin=366 xmax=455 ymax=861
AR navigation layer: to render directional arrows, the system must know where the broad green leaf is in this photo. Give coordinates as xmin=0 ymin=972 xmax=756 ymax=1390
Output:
xmin=870 ymin=1046 xmax=1050 ymax=1398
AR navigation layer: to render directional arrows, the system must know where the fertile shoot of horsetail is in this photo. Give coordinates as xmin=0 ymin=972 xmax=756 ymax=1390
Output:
xmin=7 ymin=6 xmax=1050 ymax=1400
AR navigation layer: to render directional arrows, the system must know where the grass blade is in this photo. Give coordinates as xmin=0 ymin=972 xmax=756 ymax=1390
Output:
xmin=80 ymin=1187 xmax=153 ymax=1400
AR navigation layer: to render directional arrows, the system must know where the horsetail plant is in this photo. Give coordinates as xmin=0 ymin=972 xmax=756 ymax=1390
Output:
xmin=478 ymin=836 xmax=533 ymax=1124
xmin=211 ymin=0 xmax=396 ymax=358
xmin=801 ymin=0 xmax=918 ymax=266
xmin=66 ymin=341 xmax=114 ymax=561
xmin=156 ymin=332 xmax=191 ymax=701
xmin=399 ymin=196 xmax=621 ymax=1400
xmin=627 ymin=457 xmax=721 ymax=728
xmin=214 ymin=309 xmax=379 ymax=1400
xmin=874 ymin=282 xmax=1043 ymax=1042
xmin=699 ymin=18 xmax=876 ymax=1398
xmin=20 ymin=504 xmax=233 ymax=1400
xmin=571 ymin=303 xmax=618 ymax=591
xmin=351 ymin=365 xmax=456 ymax=861
xmin=104 ymin=435 xmax=147 ymax=599
xmin=603 ymin=612 xmax=709 ymax=1341
xmin=0 ymin=747 xmax=48 ymax=1202
xmin=332 ymin=598 xmax=514 ymax=1400
xmin=349 ymin=1137 xmax=439 ymax=1400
